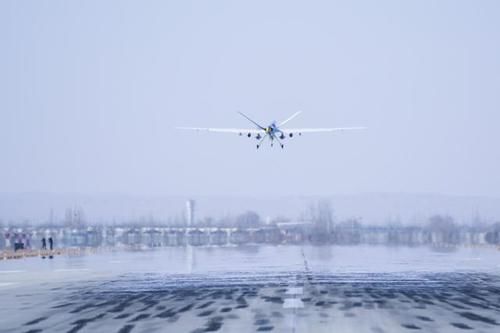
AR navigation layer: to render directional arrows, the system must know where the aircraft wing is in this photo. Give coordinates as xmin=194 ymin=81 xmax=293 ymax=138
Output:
xmin=282 ymin=127 xmax=366 ymax=134
xmin=177 ymin=127 xmax=264 ymax=134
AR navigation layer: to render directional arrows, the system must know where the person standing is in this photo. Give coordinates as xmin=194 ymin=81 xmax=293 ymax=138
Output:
xmin=41 ymin=237 xmax=47 ymax=250
xmin=48 ymin=237 xmax=53 ymax=251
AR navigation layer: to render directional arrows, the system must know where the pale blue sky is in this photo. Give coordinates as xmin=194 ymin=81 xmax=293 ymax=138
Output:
xmin=1 ymin=0 xmax=499 ymax=196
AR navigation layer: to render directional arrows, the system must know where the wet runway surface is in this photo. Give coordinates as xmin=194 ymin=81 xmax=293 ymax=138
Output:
xmin=1 ymin=245 xmax=500 ymax=332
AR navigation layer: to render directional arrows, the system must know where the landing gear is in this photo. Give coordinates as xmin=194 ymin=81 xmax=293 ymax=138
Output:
xmin=257 ymin=134 xmax=267 ymax=149
xmin=274 ymin=135 xmax=284 ymax=149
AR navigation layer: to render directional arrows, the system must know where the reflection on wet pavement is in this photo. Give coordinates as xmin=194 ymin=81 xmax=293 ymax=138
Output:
xmin=3 ymin=271 xmax=500 ymax=333
xmin=1 ymin=245 xmax=500 ymax=333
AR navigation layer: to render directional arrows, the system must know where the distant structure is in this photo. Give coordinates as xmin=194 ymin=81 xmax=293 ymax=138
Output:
xmin=186 ymin=200 xmax=195 ymax=227
xmin=64 ymin=206 xmax=86 ymax=228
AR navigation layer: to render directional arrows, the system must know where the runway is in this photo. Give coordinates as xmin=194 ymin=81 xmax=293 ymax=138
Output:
xmin=1 ymin=245 xmax=500 ymax=333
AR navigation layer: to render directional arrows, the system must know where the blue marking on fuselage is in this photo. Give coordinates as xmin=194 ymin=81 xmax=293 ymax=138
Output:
xmin=266 ymin=123 xmax=283 ymax=141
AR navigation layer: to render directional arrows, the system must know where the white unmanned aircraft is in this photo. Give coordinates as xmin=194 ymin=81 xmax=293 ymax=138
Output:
xmin=178 ymin=111 xmax=365 ymax=149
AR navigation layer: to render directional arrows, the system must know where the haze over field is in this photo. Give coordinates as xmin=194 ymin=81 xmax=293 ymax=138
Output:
xmin=1 ymin=1 xmax=500 ymax=219
xmin=1 ymin=192 xmax=500 ymax=225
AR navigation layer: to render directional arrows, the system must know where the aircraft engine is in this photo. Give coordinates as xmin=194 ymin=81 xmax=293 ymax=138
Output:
xmin=247 ymin=133 xmax=251 ymax=138
xmin=256 ymin=134 xmax=262 ymax=140
xmin=280 ymin=134 xmax=285 ymax=140
xmin=289 ymin=133 xmax=293 ymax=138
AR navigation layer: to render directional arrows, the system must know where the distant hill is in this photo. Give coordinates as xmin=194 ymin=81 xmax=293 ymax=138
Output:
xmin=0 ymin=192 xmax=499 ymax=225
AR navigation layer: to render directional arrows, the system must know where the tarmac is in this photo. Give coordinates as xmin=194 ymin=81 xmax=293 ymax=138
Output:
xmin=1 ymin=245 xmax=500 ymax=332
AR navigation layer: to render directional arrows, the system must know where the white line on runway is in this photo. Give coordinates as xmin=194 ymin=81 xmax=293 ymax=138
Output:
xmin=285 ymin=287 xmax=303 ymax=295
xmin=0 ymin=282 xmax=18 ymax=287
xmin=54 ymin=268 xmax=90 ymax=272
xmin=0 ymin=270 xmax=26 ymax=274
xmin=283 ymin=298 xmax=304 ymax=309
xmin=284 ymin=286 xmax=304 ymax=308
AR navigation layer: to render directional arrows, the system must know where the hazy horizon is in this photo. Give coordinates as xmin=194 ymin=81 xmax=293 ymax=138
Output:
xmin=1 ymin=192 xmax=500 ymax=225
